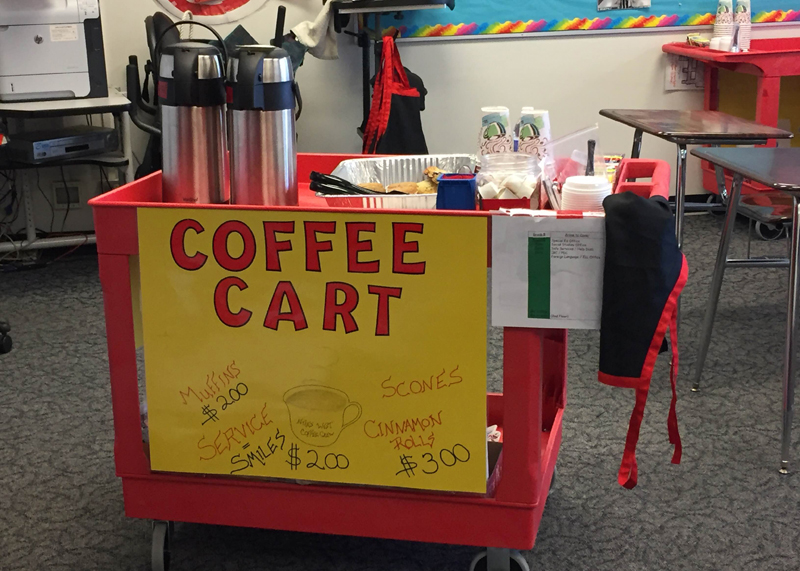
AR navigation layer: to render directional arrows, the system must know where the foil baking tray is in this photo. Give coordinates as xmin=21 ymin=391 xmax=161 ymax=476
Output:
xmin=317 ymin=154 xmax=478 ymax=210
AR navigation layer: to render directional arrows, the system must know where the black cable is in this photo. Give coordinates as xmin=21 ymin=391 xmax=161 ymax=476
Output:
xmin=35 ymin=169 xmax=55 ymax=233
xmin=0 ymin=190 xmax=15 ymax=224
xmin=99 ymin=165 xmax=112 ymax=192
xmin=0 ymin=173 xmax=19 ymax=226
xmin=1 ymin=188 xmax=22 ymax=228
xmin=59 ymin=166 xmax=71 ymax=233
xmin=0 ymin=174 xmax=12 ymax=206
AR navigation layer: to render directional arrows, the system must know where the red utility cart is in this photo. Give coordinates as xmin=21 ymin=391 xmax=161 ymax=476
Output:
xmin=90 ymin=154 xmax=669 ymax=571
xmin=90 ymin=153 xmax=565 ymax=571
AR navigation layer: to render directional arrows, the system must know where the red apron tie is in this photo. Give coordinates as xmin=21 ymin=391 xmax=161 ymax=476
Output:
xmin=617 ymin=303 xmax=682 ymax=489
xmin=617 ymin=386 xmax=649 ymax=489
xmin=667 ymin=311 xmax=683 ymax=465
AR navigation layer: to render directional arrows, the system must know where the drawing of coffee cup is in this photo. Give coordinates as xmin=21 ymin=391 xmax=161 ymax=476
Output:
xmin=284 ymin=385 xmax=362 ymax=447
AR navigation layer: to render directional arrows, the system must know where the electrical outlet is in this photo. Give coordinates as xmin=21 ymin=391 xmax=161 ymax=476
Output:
xmin=52 ymin=181 xmax=81 ymax=210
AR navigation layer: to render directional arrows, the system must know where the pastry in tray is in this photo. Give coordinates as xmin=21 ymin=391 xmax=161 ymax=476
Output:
xmin=357 ymin=165 xmax=453 ymax=195
xmin=358 ymin=182 xmax=386 ymax=193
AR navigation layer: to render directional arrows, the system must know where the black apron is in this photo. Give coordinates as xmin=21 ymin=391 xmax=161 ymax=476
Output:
xmin=599 ymin=192 xmax=688 ymax=489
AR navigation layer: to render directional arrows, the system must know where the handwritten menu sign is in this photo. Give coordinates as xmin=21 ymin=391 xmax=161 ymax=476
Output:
xmin=137 ymin=208 xmax=488 ymax=493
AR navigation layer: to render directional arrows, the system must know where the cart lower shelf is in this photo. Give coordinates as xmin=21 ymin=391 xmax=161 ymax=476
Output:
xmin=123 ymin=395 xmax=562 ymax=552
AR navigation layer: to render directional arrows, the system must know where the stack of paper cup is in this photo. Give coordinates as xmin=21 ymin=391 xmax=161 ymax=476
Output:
xmin=478 ymin=107 xmax=513 ymax=157
xmin=714 ymin=0 xmax=734 ymax=38
xmin=518 ymin=108 xmax=552 ymax=162
xmin=560 ymin=176 xmax=612 ymax=212
xmin=734 ymin=0 xmax=751 ymax=51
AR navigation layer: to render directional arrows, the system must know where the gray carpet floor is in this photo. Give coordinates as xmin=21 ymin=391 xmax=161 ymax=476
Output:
xmin=1 ymin=213 xmax=799 ymax=571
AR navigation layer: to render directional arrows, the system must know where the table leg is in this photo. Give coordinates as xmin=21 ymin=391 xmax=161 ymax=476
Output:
xmin=714 ymin=160 xmax=728 ymax=202
xmin=780 ymin=196 xmax=800 ymax=474
xmin=704 ymin=66 xmax=719 ymax=112
xmin=118 ymin=111 xmax=134 ymax=184
xmin=692 ymin=170 xmax=744 ymax=392
xmin=675 ymin=144 xmax=688 ymax=249
xmin=631 ymin=129 xmax=643 ymax=159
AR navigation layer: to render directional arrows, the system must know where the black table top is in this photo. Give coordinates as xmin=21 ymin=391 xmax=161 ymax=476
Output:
xmin=600 ymin=109 xmax=793 ymax=143
xmin=691 ymin=147 xmax=800 ymax=193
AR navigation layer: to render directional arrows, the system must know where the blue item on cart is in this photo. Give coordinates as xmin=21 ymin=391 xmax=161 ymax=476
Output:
xmin=436 ymin=174 xmax=477 ymax=210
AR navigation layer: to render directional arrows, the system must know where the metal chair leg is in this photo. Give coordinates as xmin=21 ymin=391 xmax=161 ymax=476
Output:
xmin=631 ymin=128 xmax=643 ymax=159
xmin=675 ymin=144 xmax=688 ymax=250
xmin=692 ymin=172 xmax=744 ymax=392
xmin=780 ymin=197 xmax=800 ymax=474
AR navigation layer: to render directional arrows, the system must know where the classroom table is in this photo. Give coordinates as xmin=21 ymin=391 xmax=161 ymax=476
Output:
xmin=0 ymin=91 xmax=132 ymax=254
xmin=599 ymin=109 xmax=792 ymax=249
xmin=691 ymin=147 xmax=800 ymax=474
xmin=663 ymin=39 xmax=800 ymax=138
xmin=663 ymin=39 xmax=800 ymax=197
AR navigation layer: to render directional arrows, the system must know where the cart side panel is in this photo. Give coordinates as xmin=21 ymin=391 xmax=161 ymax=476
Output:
xmin=542 ymin=330 xmax=567 ymax=432
xmin=91 ymin=173 xmax=161 ymax=255
xmin=487 ymin=392 xmax=503 ymax=427
xmin=99 ymin=253 xmax=150 ymax=476
xmin=496 ymin=328 xmax=543 ymax=505
xmin=120 ymin=475 xmax=539 ymax=549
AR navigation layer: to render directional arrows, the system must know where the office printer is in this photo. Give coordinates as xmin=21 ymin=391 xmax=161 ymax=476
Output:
xmin=0 ymin=0 xmax=108 ymax=102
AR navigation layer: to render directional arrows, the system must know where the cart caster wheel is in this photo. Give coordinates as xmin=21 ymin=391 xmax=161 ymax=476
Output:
xmin=549 ymin=465 xmax=557 ymax=495
xmin=469 ymin=549 xmax=530 ymax=571
xmin=0 ymin=334 xmax=11 ymax=354
xmin=0 ymin=321 xmax=11 ymax=355
xmin=755 ymin=221 xmax=786 ymax=241
xmin=151 ymin=521 xmax=172 ymax=571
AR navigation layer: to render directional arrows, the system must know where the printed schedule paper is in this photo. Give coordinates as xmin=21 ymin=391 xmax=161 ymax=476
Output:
xmin=492 ymin=214 xmax=605 ymax=330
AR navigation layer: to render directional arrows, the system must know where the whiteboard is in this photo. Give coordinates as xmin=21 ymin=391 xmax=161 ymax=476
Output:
xmin=387 ymin=0 xmax=800 ymax=38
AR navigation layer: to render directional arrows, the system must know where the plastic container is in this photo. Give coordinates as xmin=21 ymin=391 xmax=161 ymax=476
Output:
xmin=561 ymin=175 xmax=612 ymax=212
xmin=477 ymin=153 xmax=538 ymax=206
xmin=544 ymin=124 xmax=606 ymax=185
xmin=436 ymin=173 xmax=477 ymax=210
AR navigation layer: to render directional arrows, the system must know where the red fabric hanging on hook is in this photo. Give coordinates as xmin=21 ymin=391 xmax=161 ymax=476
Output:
xmin=362 ymin=36 xmax=428 ymax=155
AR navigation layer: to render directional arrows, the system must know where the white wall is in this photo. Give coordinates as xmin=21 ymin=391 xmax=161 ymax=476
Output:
xmin=12 ymin=3 xmax=796 ymax=237
xmin=99 ymin=0 xmax=365 ymax=157
xmin=97 ymin=3 xmax=800 ymax=192
xmin=402 ymin=30 xmax=706 ymax=190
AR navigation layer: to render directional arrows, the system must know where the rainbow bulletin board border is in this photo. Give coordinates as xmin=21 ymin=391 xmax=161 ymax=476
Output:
xmin=387 ymin=9 xmax=800 ymax=38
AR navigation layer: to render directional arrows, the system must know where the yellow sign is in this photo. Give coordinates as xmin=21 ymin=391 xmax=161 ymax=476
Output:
xmin=137 ymin=207 xmax=488 ymax=493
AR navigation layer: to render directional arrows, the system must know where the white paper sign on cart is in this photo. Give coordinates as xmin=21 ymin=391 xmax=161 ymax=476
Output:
xmin=492 ymin=210 xmax=605 ymax=330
